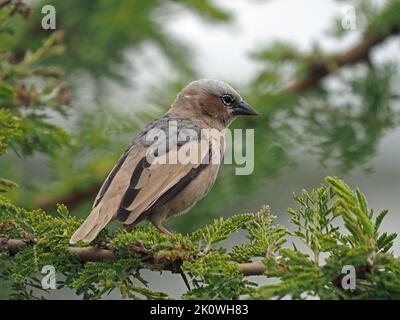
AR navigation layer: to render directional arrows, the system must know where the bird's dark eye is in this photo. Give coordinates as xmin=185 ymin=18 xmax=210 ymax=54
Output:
xmin=221 ymin=94 xmax=234 ymax=106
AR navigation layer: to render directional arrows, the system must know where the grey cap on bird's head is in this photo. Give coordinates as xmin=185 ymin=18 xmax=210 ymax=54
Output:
xmin=184 ymin=79 xmax=259 ymax=116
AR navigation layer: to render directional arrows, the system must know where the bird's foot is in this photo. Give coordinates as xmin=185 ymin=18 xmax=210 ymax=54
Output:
xmin=153 ymin=222 xmax=173 ymax=236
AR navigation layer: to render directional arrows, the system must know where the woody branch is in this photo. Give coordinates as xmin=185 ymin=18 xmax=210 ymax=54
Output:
xmin=0 ymin=237 xmax=266 ymax=276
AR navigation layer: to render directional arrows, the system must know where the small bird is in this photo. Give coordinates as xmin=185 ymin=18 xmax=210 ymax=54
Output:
xmin=69 ymin=79 xmax=258 ymax=244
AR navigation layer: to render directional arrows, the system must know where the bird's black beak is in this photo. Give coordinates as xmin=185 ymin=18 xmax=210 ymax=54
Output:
xmin=232 ymin=100 xmax=259 ymax=116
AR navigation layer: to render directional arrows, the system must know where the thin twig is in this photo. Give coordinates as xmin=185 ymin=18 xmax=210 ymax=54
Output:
xmin=180 ymin=271 xmax=192 ymax=291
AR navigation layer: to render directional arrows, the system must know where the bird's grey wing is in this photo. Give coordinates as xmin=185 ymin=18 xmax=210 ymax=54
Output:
xmin=117 ymin=139 xmax=211 ymax=225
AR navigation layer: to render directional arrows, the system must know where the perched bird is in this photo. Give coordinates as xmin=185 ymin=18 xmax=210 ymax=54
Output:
xmin=69 ymin=79 xmax=258 ymax=244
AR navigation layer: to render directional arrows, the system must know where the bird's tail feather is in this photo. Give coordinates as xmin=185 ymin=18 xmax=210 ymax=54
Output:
xmin=69 ymin=204 xmax=112 ymax=244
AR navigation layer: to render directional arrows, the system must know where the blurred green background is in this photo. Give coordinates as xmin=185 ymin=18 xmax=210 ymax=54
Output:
xmin=1 ymin=0 xmax=399 ymax=298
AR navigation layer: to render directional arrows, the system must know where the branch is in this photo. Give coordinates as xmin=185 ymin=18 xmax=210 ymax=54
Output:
xmin=287 ymin=28 xmax=399 ymax=93
xmin=66 ymin=246 xmax=115 ymax=262
xmin=37 ymin=183 xmax=102 ymax=210
xmin=0 ymin=237 xmax=266 ymax=276
xmin=236 ymin=261 xmax=266 ymax=276
xmin=0 ymin=238 xmax=27 ymax=255
xmin=0 ymin=0 xmax=31 ymax=18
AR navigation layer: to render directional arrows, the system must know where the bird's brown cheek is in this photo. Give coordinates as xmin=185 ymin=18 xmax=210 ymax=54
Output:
xmin=199 ymin=93 xmax=224 ymax=118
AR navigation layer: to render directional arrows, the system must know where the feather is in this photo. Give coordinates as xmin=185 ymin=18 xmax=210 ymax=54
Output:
xmin=120 ymin=139 xmax=210 ymax=225
xmin=69 ymin=146 xmax=145 ymax=244
xmin=69 ymin=139 xmax=209 ymax=243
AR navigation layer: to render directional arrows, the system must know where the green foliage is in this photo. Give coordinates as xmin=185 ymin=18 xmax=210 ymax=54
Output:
xmin=364 ymin=0 xmax=400 ymax=35
xmin=183 ymin=208 xmax=287 ymax=299
xmin=251 ymin=176 xmax=399 ymax=300
xmin=0 ymin=3 xmax=70 ymax=160
xmin=1 ymin=177 xmax=398 ymax=300
xmin=1 ymin=0 xmax=400 ymax=301
xmin=229 ymin=206 xmax=288 ymax=263
xmin=191 ymin=213 xmax=255 ymax=251
xmin=0 ymin=198 xmax=81 ymax=299
xmin=0 ymin=197 xmax=284 ymax=299
xmin=0 ymin=108 xmax=21 ymax=156
xmin=182 ymin=253 xmax=249 ymax=300
xmin=0 ymin=1 xmax=71 ymax=216
xmin=6 ymin=0 xmax=230 ymax=82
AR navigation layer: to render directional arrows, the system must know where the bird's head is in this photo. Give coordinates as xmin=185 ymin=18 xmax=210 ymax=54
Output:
xmin=169 ymin=79 xmax=258 ymax=129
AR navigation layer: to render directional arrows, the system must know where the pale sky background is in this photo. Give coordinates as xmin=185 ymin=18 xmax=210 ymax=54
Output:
xmin=168 ymin=0 xmax=354 ymax=83
xmin=167 ymin=0 xmax=395 ymax=82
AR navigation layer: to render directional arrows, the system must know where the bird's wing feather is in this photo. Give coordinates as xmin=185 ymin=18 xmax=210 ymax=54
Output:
xmin=92 ymin=146 xmax=132 ymax=208
xmin=69 ymin=145 xmax=146 ymax=244
xmin=119 ymin=139 xmax=210 ymax=225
